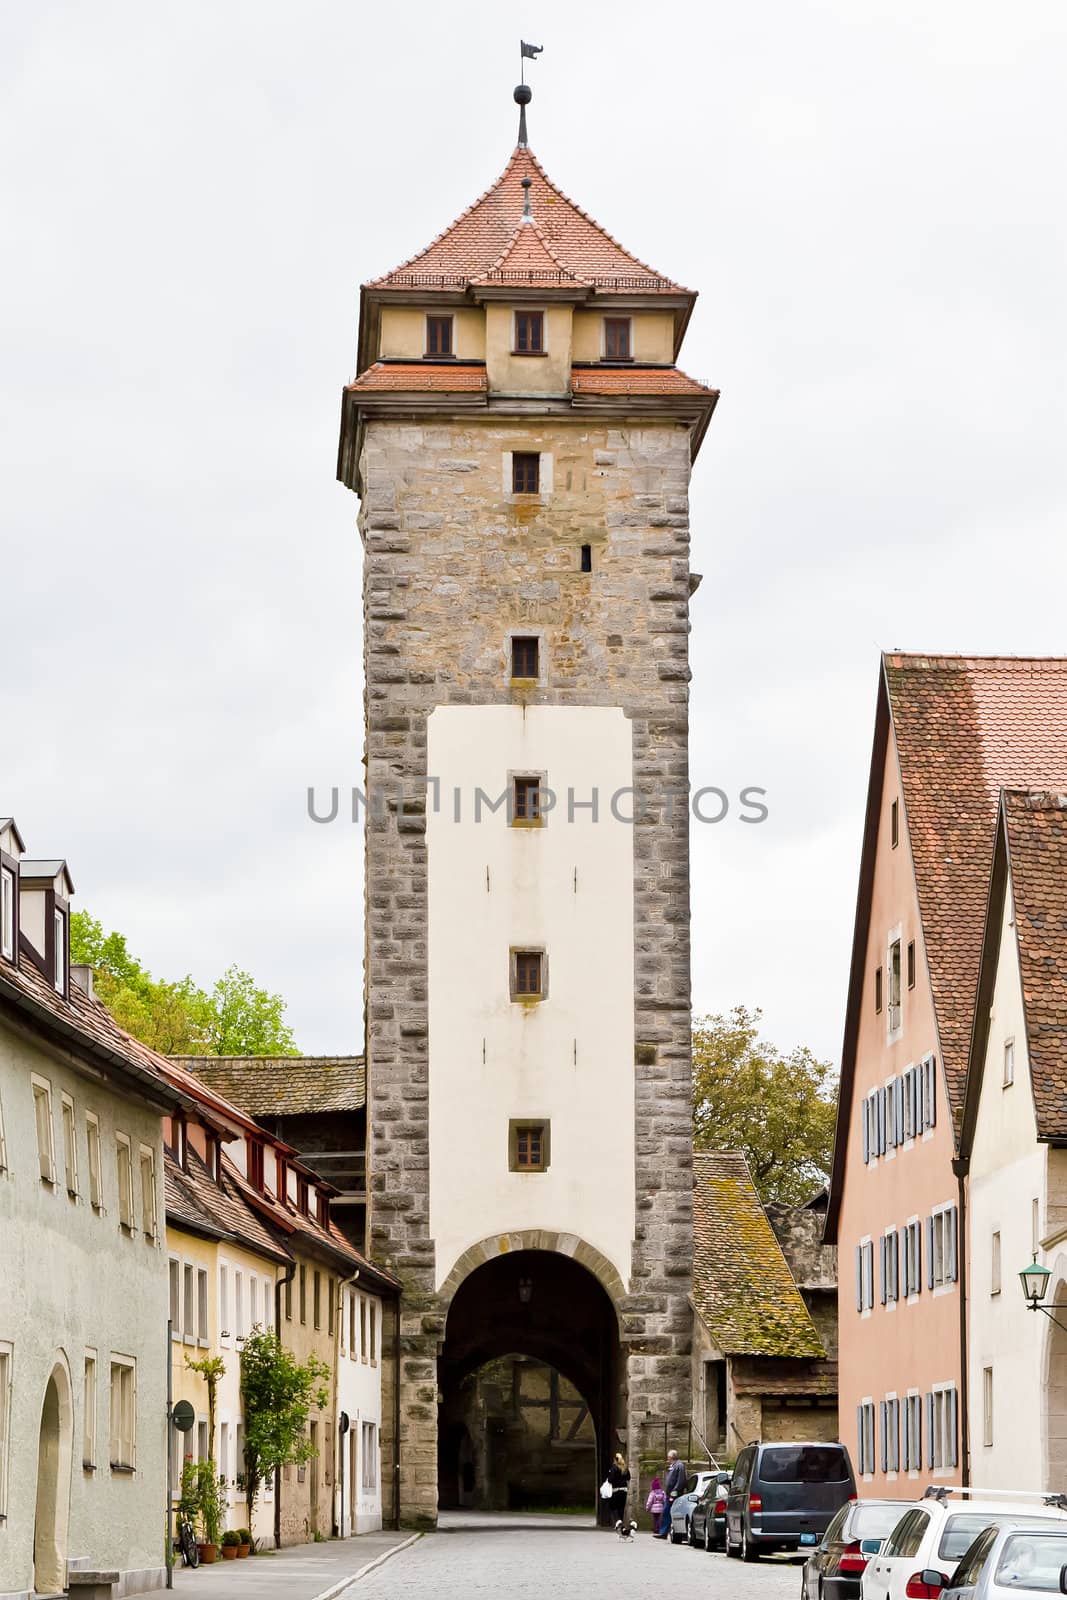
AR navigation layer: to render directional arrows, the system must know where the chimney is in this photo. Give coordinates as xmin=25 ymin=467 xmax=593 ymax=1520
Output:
xmin=70 ymin=964 xmax=95 ymax=1000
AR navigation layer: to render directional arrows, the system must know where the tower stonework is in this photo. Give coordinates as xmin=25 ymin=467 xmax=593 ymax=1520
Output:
xmin=338 ymin=136 xmax=717 ymax=1528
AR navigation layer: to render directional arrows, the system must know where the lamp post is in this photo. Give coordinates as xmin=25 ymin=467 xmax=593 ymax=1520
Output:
xmin=1019 ymin=1254 xmax=1067 ymax=1332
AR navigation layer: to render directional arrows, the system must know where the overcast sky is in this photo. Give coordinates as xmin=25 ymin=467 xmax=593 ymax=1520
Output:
xmin=4 ymin=2 xmax=1066 ymax=1062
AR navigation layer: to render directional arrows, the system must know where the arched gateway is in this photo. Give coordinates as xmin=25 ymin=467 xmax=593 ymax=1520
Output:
xmin=342 ymin=87 xmax=715 ymax=1528
xmin=34 ymin=1356 xmax=74 ymax=1595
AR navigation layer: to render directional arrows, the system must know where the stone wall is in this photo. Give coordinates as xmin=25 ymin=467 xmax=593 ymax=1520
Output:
xmin=360 ymin=415 xmax=697 ymax=1527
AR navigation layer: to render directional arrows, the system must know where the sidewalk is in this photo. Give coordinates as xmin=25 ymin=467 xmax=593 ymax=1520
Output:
xmin=171 ymin=1531 xmax=418 ymax=1600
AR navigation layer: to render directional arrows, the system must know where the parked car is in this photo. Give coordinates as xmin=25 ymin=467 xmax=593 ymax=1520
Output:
xmin=941 ymin=1522 xmax=1067 ymax=1599
xmin=688 ymin=1472 xmax=733 ymax=1551
xmin=725 ymin=1441 xmax=857 ymax=1560
xmin=861 ymin=1496 xmax=1067 ymax=1599
xmin=667 ymin=1469 xmax=719 ymax=1545
xmin=801 ymin=1499 xmax=907 ymax=1598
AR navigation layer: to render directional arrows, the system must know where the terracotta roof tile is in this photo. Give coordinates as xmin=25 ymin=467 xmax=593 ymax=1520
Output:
xmin=176 ymin=1056 xmax=366 ymax=1117
xmin=885 ymin=655 xmax=1067 ymax=1115
xmin=692 ymin=1151 xmax=825 ymax=1358
xmin=473 ymin=219 xmax=589 ymax=287
xmin=346 ymin=362 xmax=488 ymax=393
xmin=572 ymin=366 xmax=715 ymax=396
xmin=370 ymin=146 xmax=687 ymax=294
xmin=1002 ymin=791 xmax=1067 ymax=1139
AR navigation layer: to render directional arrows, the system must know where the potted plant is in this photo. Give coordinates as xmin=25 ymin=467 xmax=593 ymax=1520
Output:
xmin=221 ymin=1530 xmax=241 ymax=1560
xmin=195 ymin=1461 xmax=225 ymax=1562
xmin=235 ymin=1528 xmax=251 ymax=1558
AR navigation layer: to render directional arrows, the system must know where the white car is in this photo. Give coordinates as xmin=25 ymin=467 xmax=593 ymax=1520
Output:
xmin=861 ymin=1495 xmax=1067 ymax=1599
xmin=667 ymin=1470 xmax=719 ymax=1545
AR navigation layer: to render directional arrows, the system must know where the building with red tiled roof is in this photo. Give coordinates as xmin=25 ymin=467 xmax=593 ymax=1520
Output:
xmin=961 ymin=791 xmax=1067 ymax=1491
xmin=826 ymin=655 xmax=1067 ymax=1494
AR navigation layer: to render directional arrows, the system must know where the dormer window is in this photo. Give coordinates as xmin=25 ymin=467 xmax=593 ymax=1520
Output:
xmin=425 ymin=315 xmax=453 ymax=358
xmin=298 ymin=1178 xmax=310 ymax=1217
xmin=603 ymin=317 xmax=632 ymax=360
xmin=513 ymin=310 xmax=544 ymax=354
xmin=0 ymin=863 xmax=14 ymax=962
xmin=53 ymin=907 xmax=67 ymax=996
xmin=248 ymin=1140 xmax=265 ymax=1193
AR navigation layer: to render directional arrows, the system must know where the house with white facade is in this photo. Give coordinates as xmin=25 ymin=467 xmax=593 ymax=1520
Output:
xmin=0 ymin=816 xmax=192 ymax=1600
xmin=960 ymin=789 xmax=1067 ymax=1490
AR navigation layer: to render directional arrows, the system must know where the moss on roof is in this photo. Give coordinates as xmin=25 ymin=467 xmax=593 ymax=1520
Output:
xmin=693 ymin=1151 xmax=825 ymax=1359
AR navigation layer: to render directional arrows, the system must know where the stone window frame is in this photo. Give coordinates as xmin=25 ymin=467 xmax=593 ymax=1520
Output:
xmin=509 ymin=1119 xmax=551 ymax=1174
xmin=83 ymin=1349 xmax=97 ymax=1473
xmin=61 ymin=1092 xmax=78 ymax=1198
xmin=0 ymin=1340 xmax=11 ymax=1516
xmin=508 ymin=770 xmax=549 ymax=829
xmin=507 ymin=629 xmax=545 ymax=683
xmin=510 ymin=946 xmax=547 ymax=1002
xmin=501 ymin=450 xmax=553 ymax=505
xmin=109 ymin=1354 xmax=137 ymax=1472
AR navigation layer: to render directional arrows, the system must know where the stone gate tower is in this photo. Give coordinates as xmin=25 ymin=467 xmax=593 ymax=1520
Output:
xmin=337 ymin=94 xmax=717 ymax=1527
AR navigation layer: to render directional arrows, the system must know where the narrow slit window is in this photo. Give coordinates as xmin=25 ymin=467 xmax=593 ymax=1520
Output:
xmin=513 ymin=950 xmax=543 ymax=998
xmin=115 ymin=1134 xmax=134 ymax=1230
xmin=86 ymin=1113 xmax=102 ymax=1209
xmin=513 ymin=310 xmax=544 ymax=353
xmin=580 ymin=544 xmax=592 ymax=572
xmin=513 ymin=777 xmax=541 ymax=823
xmin=512 ymin=452 xmax=540 ymax=494
xmin=888 ymin=940 xmax=902 ymax=1031
xmin=33 ymin=1078 xmax=55 ymax=1184
xmin=907 ymin=939 xmax=916 ymax=990
xmin=62 ymin=1095 xmax=78 ymax=1195
xmin=1003 ymin=1038 xmax=1015 ymax=1087
xmin=425 ymin=315 xmax=453 ymax=357
xmin=511 ymin=636 xmax=539 ymax=679
xmin=603 ymin=317 xmax=632 ymax=359
xmin=891 ymin=798 xmax=899 ymax=848
xmin=875 ymin=966 xmax=883 ymax=1014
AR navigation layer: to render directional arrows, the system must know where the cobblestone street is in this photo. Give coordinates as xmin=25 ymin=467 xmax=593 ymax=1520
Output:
xmin=348 ymin=1513 xmax=803 ymax=1598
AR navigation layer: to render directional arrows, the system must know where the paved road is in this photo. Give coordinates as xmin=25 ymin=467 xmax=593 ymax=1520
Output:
xmin=349 ymin=1512 xmax=803 ymax=1598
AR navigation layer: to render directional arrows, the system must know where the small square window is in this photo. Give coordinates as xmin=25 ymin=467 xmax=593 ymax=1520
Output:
xmin=514 ymin=310 xmax=544 ymax=353
xmin=510 ymin=1120 xmax=549 ymax=1173
xmin=891 ymin=798 xmax=899 ymax=848
xmin=512 ymin=452 xmax=540 ymax=494
xmin=907 ymin=939 xmax=916 ymax=990
xmin=511 ymin=636 xmax=539 ymax=679
xmin=513 ymin=950 xmax=543 ymax=999
xmin=875 ymin=966 xmax=883 ymax=1014
xmin=512 ymin=777 xmax=542 ymax=824
xmin=604 ymin=317 xmax=631 ymax=360
xmin=425 ymin=315 xmax=453 ymax=357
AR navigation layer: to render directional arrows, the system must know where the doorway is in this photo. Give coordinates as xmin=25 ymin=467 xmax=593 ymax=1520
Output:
xmin=34 ymin=1359 xmax=74 ymax=1595
xmin=309 ymin=1420 xmax=320 ymax=1530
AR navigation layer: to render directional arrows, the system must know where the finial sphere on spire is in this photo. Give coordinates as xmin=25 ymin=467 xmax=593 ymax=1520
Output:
xmin=514 ymin=83 xmax=532 ymax=106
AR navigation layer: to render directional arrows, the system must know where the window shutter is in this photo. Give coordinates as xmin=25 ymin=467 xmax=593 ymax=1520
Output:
xmin=880 ymin=1236 xmax=887 ymax=1303
xmin=926 ymin=1056 xmax=937 ymax=1127
xmin=947 ymin=1206 xmax=958 ymax=1282
xmin=926 ymin=1216 xmax=935 ymax=1290
xmin=857 ymin=1406 xmax=866 ymax=1474
xmin=866 ymin=1241 xmax=874 ymax=1309
xmin=926 ymin=1392 xmax=935 ymax=1468
xmin=880 ymin=1401 xmax=888 ymax=1473
xmin=895 ymin=1076 xmax=904 ymax=1143
xmin=876 ymin=1088 xmax=884 ymax=1153
xmin=863 ymin=1097 xmax=870 ymax=1164
xmin=856 ymin=1245 xmax=864 ymax=1312
xmin=948 ymin=1388 xmax=958 ymax=1468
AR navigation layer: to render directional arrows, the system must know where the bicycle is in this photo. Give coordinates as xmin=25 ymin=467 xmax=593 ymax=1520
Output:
xmin=176 ymin=1512 xmax=200 ymax=1568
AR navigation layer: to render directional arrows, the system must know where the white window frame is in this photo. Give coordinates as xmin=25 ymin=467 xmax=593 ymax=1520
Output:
xmin=183 ymin=1262 xmax=195 ymax=1342
xmin=903 ymin=1389 xmax=923 ymax=1473
xmin=1004 ymin=1037 xmax=1015 ymax=1087
xmin=887 ymin=930 xmax=903 ymax=1037
xmin=904 ymin=1216 xmax=922 ymax=1300
xmin=109 ymin=1356 xmax=136 ymax=1471
xmin=53 ymin=906 xmax=66 ymax=995
xmin=0 ymin=1342 xmax=11 ymax=1516
xmin=32 ymin=1075 xmax=57 ymax=1185
xmin=0 ymin=865 xmax=14 ymax=961
xmin=169 ymin=1259 xmax=181 ymax=1336
xmin=84 ymin=1350 xmax=97 ymax=1470
xmin=930 ymin=1383 xmax=958 ymax=1472
xmin=61 ymin=1093 xmax=78 ymax=1196
xmin=235 ymin=1270 xmax=244 ymax=1341
xmin=86 ymin=1111 xmax=102 ymax=1210
xmin=857 ymin=1399 xmax=876 ymax=1476
xmin=361 ymin=1421 xmax=379 ymax=1490
xmin=197 ymin=1268 xmax=209 ymax=1345
xmin=982 ymin=1366 xmax=994 ymax=1448
xmin=931 ymin=1202 xmax=959 ymax=1290
xmin=884 ymin=1393 xmax=900 ymax=1474
xmin=991 ymin=1230 xmax=1002 ymax=1296
xmin=0 ymin=1088 xmax=7 ymax=1173
xmin=115 ymin=1132 xmax=134 ymax=1230
xmin=139 ymin=1145 xmax=156 ymax=1241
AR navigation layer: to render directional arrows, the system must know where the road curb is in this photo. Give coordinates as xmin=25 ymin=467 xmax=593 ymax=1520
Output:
xmin=312 ymin=1533 xmax=422 ymax=1599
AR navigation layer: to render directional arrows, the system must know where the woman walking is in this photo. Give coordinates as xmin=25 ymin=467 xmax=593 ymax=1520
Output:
xmin=607 ymin=1451 xmax=632 ymax=1534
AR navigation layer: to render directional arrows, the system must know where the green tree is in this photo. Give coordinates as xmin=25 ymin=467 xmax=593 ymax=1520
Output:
xmin=239 ymin=1329 xmax=330 ymax=1542
xmin=70 ymin=911 xmax=298 ymax=1057
xmin=692 ymin=1006 xmax=838 ymax=1206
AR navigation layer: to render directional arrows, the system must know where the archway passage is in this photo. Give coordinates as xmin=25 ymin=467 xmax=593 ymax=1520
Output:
xmin=438 ymin=1250 xmax=621 ymax=1522
xmin=34 ymin=1362 xmax=74 ymax=1596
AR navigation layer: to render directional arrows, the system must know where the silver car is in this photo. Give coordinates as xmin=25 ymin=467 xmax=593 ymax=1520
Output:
xmin=942 ymin=1522 xmax=1067 ymax=1598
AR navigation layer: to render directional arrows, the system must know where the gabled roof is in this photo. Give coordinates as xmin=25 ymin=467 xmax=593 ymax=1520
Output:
xmin=472 ymin=218 xmax=589 ymax=288
xmin=692 ymin=1151 xmax=825 ymax=1359
xmin=962 ymin=791 xmax=1067 ymax=1152
xmin=369 ymin=145 xmax=687 ymax=295
xmin=827 ymin=654 xmax=1067 ymax=1237
xmin=176 ymin=1055 xmax=366 ymax=1117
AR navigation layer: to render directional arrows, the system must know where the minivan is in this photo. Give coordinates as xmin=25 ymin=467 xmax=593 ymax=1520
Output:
xmin=724 ymin=1440 xmax=857 ymax=1560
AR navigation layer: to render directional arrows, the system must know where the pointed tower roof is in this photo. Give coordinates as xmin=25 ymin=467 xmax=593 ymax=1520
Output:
xmin=471 ymin=215 xmax=591 ymax=290
xmin=368 ymin=146 xmax=688 ymax=295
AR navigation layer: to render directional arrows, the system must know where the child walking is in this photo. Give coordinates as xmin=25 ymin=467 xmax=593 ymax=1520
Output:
xmin=645 ymin=1476 xmax=667 ymax=1538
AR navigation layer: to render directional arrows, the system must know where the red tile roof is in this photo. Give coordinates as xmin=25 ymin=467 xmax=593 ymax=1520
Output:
xmin=1002 ymin=791 xmax=1067 ymax=1138
xmin=347 ymin=362 xmax=488 ymax=393
xmin=572 ymin=366 xmax=715 ymax=396
xmin=886 ymin=655 xmax=1067 ymax=1113
xmin=369 ymin=146 xmax=687 ymax=294
xmin=473 ymin=219 xmax=588 ymax=288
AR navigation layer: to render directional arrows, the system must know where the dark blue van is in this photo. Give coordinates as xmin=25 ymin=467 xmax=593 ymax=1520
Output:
xmin=724 ymin=1441 xmax=857 ymax=1560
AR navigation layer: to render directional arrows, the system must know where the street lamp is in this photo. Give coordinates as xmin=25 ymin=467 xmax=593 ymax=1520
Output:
xmin=1019 ymin=1254 xmax=1063 ymax=1328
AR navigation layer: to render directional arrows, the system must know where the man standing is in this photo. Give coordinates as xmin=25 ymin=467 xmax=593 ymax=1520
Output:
xmin=661 ymin=1449 xmax=687 ymax=1539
